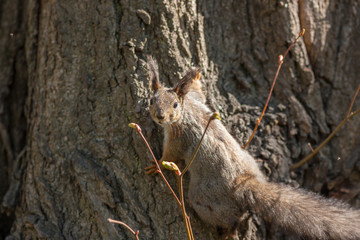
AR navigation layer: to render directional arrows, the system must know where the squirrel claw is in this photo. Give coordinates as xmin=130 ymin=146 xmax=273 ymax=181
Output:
xmin=145 ymin=160 xmax=163 ymax=175
xmin=145 ymin=165 xmax=158 ymax=175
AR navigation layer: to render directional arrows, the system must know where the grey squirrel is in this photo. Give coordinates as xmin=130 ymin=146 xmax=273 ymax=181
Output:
xmin=146 ymin=57 xmax=360 ymax=239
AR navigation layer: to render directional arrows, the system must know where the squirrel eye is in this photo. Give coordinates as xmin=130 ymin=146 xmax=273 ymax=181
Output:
xmin=173 ymin=102 xmax=178 ymax=108
xmin=150 ymin=98 xmax=153 ymax=105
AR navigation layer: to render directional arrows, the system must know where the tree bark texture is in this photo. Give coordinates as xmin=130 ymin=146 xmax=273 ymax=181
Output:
xmin=0 ymin=0 xmax=359 ymax=239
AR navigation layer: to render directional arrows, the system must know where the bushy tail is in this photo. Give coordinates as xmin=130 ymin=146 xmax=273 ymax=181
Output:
xmin=235 ymin=175 xmax=360 ymax=239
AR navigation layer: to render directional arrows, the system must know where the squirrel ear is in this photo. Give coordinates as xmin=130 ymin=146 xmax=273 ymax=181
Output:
xmin=147 ymin=56 xmax=162 ymax=91
xmin=174 ymin=68 xmax=201 ymax=98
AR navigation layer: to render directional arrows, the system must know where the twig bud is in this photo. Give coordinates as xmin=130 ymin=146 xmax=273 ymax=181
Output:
xmin=299 ymin=28 xmax=305 ymax=37
xmin=128 ymin=123 xmax=142 ymax=133
xmin=278 ymin=55 xmax=284 ymax=64
xmin=162 ymin=161 xmax=181 ymax=176
xmin=211 ymin=112 xmax=221 ymax=121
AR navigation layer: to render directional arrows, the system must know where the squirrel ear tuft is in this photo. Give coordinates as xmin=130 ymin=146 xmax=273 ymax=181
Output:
xmin=147 ymin=56 xmax=162 ymax=91
xmin=174 ymin=68 xmax=201 ymax=98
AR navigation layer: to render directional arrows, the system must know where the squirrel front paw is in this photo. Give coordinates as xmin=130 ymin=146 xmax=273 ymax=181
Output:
xmin=145 ymin=160 xmax=163 ymax=175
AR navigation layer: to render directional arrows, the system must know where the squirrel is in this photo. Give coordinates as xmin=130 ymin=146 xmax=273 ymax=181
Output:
xmin=146 ymin=57 xmax=360 ymax=239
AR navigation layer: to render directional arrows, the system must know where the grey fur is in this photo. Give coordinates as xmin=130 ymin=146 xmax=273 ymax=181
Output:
xmin=147 ymin=58 xmax=360 ymax=239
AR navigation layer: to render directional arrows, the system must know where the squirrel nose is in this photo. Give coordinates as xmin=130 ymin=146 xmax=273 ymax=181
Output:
xmin=157 ymin=114 xmax=165 ymax=120
xmin=156 ymin=110 xmax=165 ymax=120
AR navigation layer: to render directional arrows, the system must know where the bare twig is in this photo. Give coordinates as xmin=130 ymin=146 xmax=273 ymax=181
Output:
xmin=108 ymin=218 xmax=140 ymax=240
xmin=129 ymin=123 xmax=181 ymax=206
xmin=178 ymin=112 xmax=220 ymax=240
xmin=181 ymin=112 xmax=220 ymax=176
xmin=242 ymin=28 xmax=305 ymax=149
xmin=130 ymin=123 xmax=195 ymax=239
xmin=346 ymin=84 xmax=360 ymax=117
xmin=290 ymin=108 xmax=360 ymax=170
xmin=179 ymin=176 xmax=193 ymax=240
xmin=291 ymin=84 xmax=360 ymax=170
xmin=307 ymin=143 xmax=315 ymax=153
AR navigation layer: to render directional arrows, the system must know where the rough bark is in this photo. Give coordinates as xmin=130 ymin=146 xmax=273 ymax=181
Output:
xmin=0 ymin=0 xmax=359 ymax=239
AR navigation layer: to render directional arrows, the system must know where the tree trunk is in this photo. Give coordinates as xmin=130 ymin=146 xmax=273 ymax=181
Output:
xmin=1 ymin=0 xmax=359 ymax=239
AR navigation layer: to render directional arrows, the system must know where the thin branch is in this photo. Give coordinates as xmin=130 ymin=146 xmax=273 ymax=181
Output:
xmin=181 ymin=113 xmax=219 ymax=176
xmin=129 ymin=123 xmax=181 ymax=206
xmin=179 ymin=177 xmax=193 ymax=240
xmin=307 ymin=143 xmax=314 ymax=153
xmin=130 ymin=112 xmax=218 ymax=240
xmin=283 ymin=28 xmax=306 ymax=59
xmin=291 ymin=84 xmax=360 ymax=170
xmin=187 ymin=215 xmax=194 ymax=240
xmin=242 ymin=28 xmax=305 ymax=149
xmin=177 ymin=113 xmax=219 ymax=240
xmin=290 ymin=108 xmax=360 ymax=171
xmin=130 ymin=123 xmax=192 ymax=239
xmin=108 ymin=218 xmax=140 ymax=240
xmin=346 ymin=84 xmax=360 ymax=117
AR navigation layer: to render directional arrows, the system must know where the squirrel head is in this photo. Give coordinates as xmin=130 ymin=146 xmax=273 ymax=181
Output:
xmin=147 ymin=57 xmax=201 ymax=126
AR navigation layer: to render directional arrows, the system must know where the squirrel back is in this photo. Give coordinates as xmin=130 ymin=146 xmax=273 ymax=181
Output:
xmin=147 ymin=57 xmax=360 ymax=239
